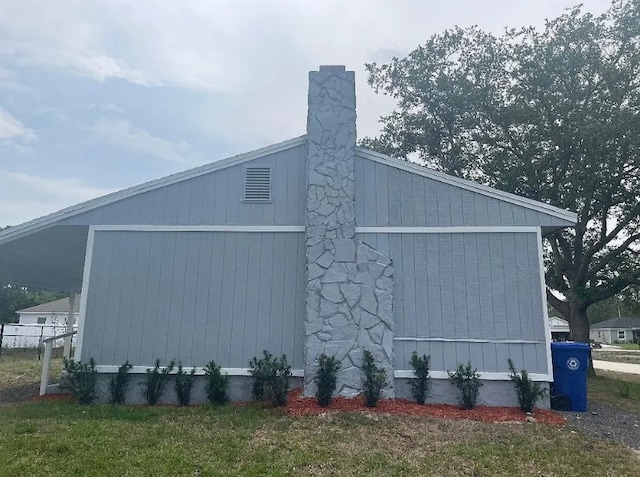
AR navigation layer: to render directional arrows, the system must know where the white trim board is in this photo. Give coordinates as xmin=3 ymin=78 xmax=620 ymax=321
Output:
xmin=73 ymin=227 xmax=95 ymax=360
xmin=537 ymin=228 xmax=555 ymax=379
xmin=94 ymin=365 xmax=304 ymax=377
xmin=0 ymin=136 xmax=307 ymax=246
xmin=356 ymin=147 xmax=577 ymax=224
xmin=356 ymin=226 xmax=538 ymax=234
xmin=91 ymin=225 xmax=305 ymax=233
xmin=394 ymin=337 xmax=546 ymax=345
xmin=394 ymin=370 xmax=551 ymax=382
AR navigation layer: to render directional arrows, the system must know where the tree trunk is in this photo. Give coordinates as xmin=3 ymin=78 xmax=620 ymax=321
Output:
xmin=565 ymin=298 xmax=595 ymax=375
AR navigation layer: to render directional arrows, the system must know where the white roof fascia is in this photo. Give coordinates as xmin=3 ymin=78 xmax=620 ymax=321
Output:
xmin=356 ymin=147 xmax=578 ymax=224
xmin=0 ymin=136 xmax=307 ymax=245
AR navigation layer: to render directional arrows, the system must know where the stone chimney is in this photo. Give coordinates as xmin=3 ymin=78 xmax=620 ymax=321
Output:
xmin=304 ymin=66 xmax=394 ymax=398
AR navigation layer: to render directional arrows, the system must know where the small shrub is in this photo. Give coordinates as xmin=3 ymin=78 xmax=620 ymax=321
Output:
xmin=174 ymin=362 xmax=196 ymax=406
xmin=409 ymin=352 xmax=431 ymax=405
xmin=248 ymin=350 xmax=292 ymax=407
xmin=204 ymin=360 xmax=229 ymax=406
xmin=109 ymin=361 xmax=133 ymax=404
xmin=315 ymin=354 xmax=341 ymax=407
xmin=145 ymin=359 xmax=175 ymax=405
xmin=448 ymin=361 xmax=482 ymax=409
xmin=362 ymin=350 xmax=387 ymax=407
xmin=618 ymin=381 xmax=631 ymax=398
xmin=508 ymin=359 xmax=548 ymax=413
xmin=63 ymin=358 xmax=97 ymax=405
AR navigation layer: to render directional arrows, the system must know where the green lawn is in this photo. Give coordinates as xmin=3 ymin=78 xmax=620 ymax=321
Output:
xmin=589 ymin=370 xmax=640 ymax=411
xmin=0 ymin=401 xmax=639 ymax=476
xmin=616 ymin=343 xmax=640 ymax=351
xmin=0 ymin=351 xmax=639 ymax=476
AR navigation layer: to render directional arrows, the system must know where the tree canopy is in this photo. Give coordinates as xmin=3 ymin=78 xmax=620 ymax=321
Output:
xmin=363 ymin=0 xmax=640 ymax=342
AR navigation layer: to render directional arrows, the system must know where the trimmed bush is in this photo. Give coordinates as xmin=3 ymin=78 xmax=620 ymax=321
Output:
xmin=145 ymin=359 xmax=175 ymax=405
xmin=204 ymin=360 xmax=229 ymax=406
xmin=362 ymin=350 xmax=387 ymax=407
xmin=174 ymin=362 xmax=196 ymax=406
xmin=109 ymin=361 xmax=133 ymax=404
xmin=315 ymin=354 xmax=341 ymax=407
xmin=448 ymin=361 xmax=482 ymax=409
xmin=248 ymin=350 xmax=292 ymax=407
xmin=409 ymin=352 xmax=431 ymax=405
xmin=63 ymin=358 xmax=97 ymax=405
xmin=508 ymin=359 xmax=548 ymax=413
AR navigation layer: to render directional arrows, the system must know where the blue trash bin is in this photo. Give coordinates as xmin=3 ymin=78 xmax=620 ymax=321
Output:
xmin=551 ymin=342 xmax=590 ymax=412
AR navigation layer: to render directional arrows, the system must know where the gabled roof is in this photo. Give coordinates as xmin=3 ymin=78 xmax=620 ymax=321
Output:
xmin=0 ymin=136 xmax=307 ymax=246
xmin=0 ymin=135 xmax=577 ymax=248
xmin=17 ymin=296 xmax=80 ymax=314
xmin=356 ymin=148 xmax=578 ymax=224
xmin=591 ymin=317 xmax=640 ymax=330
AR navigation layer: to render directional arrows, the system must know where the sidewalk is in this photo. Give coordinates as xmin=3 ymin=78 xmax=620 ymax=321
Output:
xmin=593 ymin=359 xmax=640 ymax=375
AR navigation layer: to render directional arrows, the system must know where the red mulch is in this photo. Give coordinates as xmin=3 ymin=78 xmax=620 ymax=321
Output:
xmin=285 ymin=389 xmax=566 ymax=425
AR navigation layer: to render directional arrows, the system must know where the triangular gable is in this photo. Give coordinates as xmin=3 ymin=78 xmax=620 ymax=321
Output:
xmin=0 ymin=136 xmax=307 ymax=245
xmin=355 ymin=147 xmax=577 ymax=227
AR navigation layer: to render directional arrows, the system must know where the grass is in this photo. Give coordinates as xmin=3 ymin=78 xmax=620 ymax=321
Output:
xmin=0 ymin=348 xmax=63 ymax=399
xmin=0 ymin=402 xmax=639 ymax=476
xmin=0 ymin=351 xmax=639 ymax=476
xmin=593 ymin=350 xmax=640 ymax=365
xmin=616 ymin=343 xmax=640 ymax=351
xmin=589 ymin=370 xmax=640 ymax=412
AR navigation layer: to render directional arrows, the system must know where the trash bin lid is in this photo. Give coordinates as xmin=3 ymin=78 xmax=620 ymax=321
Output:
xmin=551 ymin=342 xmax=590 ymax=351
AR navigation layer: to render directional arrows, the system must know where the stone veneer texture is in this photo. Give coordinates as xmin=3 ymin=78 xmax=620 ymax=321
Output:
xmin=304 ymin=66 xmax=394 ymax=398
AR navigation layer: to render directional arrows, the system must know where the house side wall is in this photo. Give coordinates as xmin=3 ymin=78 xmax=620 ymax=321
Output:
xmin=354 ymin=155 xmax=567 ymax=228
xmin=60 ymin=145 xmax=307 ymax=227
xmin=80 ymin=230 xmax=306 ymax=369
xmin=357 ymin=231 xmax=548 ymax=374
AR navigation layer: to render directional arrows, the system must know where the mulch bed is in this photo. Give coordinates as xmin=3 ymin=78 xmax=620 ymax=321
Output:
xmin=285 ymin=389 xmax=566 ymax=425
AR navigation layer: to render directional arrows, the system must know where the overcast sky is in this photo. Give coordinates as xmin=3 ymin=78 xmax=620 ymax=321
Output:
xmin=0 ymin=0 xmax=611 ymax=226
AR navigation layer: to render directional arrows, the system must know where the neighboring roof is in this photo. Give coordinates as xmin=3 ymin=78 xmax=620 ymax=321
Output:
xmin=591 ymin=317 xmax=640 ymax=330
xmin=356 ymin=148 xmax=578 ymax=224
xmin=0 ymin=135 xmax=577 ymax=249
xmin=17 ymin=296 xmax=80 ymax=314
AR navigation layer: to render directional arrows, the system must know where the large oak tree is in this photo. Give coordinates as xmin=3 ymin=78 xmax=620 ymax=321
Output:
xmin=362 ymin=0 xmax=640 ymax=343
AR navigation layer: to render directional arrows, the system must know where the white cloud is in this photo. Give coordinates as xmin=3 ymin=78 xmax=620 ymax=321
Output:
xmin=0 ymin=171 xmax=114 ymax=226
xmin=91 ymin=118 xmax=192 ymax=163
xmin=0 ymin=106 xmax=36 ymax=142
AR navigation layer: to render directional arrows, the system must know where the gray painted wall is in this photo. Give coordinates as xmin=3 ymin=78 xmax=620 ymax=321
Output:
xmin=61 ymin=145 xmax=307 ymax=227
xmin=357 ymin=231 xmax=548 ymax=374
xmin=81 ymin=230 xmax=306 ymax=369
xmin=354 ymin=154 xmax=569 ymax=228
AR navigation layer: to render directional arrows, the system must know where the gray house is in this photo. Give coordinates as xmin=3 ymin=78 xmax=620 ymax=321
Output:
xmin=590 ymin=317 xmax=640 ymax=344
xmin=0 ymin=66 xmax=576 ymax=406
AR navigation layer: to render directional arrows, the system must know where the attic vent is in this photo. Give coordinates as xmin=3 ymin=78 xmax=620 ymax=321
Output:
xmin=244 ymin=167 xmax=272 ymax=202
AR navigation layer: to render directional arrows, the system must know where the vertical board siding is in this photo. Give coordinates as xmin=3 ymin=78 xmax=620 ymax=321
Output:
xmin=357 ymin=231 xmax=548 ymax=374
xmin=61 ymin=145 xmax=307 ymax=227
xmin=81 ymin=230 xmax=306 ymax=369
xmin=354 ymin=154 xmax=570 ymax=227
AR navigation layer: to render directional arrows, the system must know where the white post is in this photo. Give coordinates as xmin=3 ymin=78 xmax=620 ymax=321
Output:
xmin=63 ymin=292 xmax=76 ymax=359
xmin=40 ymin=340 xmax=53 ymax=395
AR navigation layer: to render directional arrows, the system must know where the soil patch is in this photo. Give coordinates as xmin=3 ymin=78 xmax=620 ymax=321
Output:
xmin=285 ymin=388 xmax=566 ymax=425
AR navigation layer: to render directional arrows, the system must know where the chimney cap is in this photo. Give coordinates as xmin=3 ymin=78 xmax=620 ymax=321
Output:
xmin=318 ymin=65 xmax=346 ymax=73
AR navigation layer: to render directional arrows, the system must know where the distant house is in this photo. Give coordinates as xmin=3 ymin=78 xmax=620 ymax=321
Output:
xmin=0 ymin=297 xmax=79 ymax=349
xmin=590 ymin=317 xmax=640 ymax=344
xmin=548 ymin=316 xmax=570 ymax=341
xmin=0 ymin=66 xmax=577 ymax=406
xmin=17 ymin=297 xmax=79 ymax=326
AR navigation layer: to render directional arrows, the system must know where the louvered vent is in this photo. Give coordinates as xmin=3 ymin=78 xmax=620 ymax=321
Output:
xmin=244 ymin=167 xmax=272 ymax=202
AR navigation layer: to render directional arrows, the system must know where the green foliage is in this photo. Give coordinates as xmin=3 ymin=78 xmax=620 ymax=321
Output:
xmin=315 ymin=354 xmax=341 ymax=407
xmin=363 ymin=0 xmax=640 ymax=341
xmin=409 ymin=352 xmax=431 ymax=405
xmin=174 ymin=362 xmax=196 ymax=406
xmin=145 ymin=359 xmax=175 ymax=405
xmin=109 ymin=361 xmax=133 ymax=404
xmin=618 ymin=381 xmax=631 ymax=398
xmin=448 ymin=361 xmax=482 ymax=409
xmin=507 ymin=359 xmax=548 ymax=413
xmin=204 ymin=360 xmax=229 ymax=406
xmin=248 ymin=350 xmax=292 ymax=407
xmin=361 ymin=350 xmax=387 ymax=407
xmin=63 ymin=358 xmax=97 ymax=405
xmin=0 ymin=283 xmax=67 ymax=323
